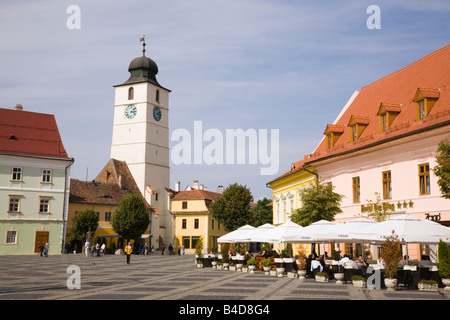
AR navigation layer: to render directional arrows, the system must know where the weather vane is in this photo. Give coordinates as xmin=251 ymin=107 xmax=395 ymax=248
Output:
xmin=140 ymin=33 xmax=146 ymax=56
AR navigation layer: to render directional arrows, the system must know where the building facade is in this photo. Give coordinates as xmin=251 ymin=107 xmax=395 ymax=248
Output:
xmin=171 ymin=182 xmax=226 ymax=254
xmin=0 ymin=106 xmax=73 ymax=255
xmin=293 ymin=45 xmax=450 ymax=260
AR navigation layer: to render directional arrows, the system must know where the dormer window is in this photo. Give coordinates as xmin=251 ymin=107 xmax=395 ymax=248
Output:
xmin=323 ymin=124 xmax=344 ymax=149
xmin=347 ymin=115 xmax=369 ymax=142
xmin=377 ymin=103 xmax=401 ymax=132
xmin=413 ymin=87 xmax=440 ymax=121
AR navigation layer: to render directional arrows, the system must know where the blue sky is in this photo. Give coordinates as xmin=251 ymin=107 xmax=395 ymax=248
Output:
xmin=1 ymin=1 xmax=449 ymax=199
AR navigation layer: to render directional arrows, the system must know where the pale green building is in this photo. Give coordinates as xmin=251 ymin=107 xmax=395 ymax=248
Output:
xmin=0 ymin=106 xmax=73 ymax=255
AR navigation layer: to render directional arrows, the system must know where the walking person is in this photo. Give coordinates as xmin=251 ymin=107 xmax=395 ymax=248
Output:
xmin=44 ymin=242 xmax=49 ymax=257
xmin=85 ymin=240 xmax=90 ymax=258
xmin=39 ymin=244 xmax=44 ymax=257
xmin=125 ymin=242 xmax=133 ymax=264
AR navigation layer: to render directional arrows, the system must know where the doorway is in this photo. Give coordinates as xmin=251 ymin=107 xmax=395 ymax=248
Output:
xmin=34 ymin=231 xmax=49 ymax=253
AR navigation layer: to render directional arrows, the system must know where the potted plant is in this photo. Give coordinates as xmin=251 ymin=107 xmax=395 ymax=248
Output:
xmin=418 ymin=279 xmax=438 ymax=291
xmin=438 ymin=239 xmax=450 ymax=291
xmin=221 ymin=243 xmax=230 ymax=270
xmin=288 ymin=270 xmax=298 ymax=279
xmin=261 ymin=258 xmax=272 ymax=275
xmin=247 ymin=258 xmax=257 ymax=273
xmin=382 ymin=231 xmax=402 ymax=291
xmin=229 ymin=263 xmax=236 ymax=271
xmin=296 ymin=246 xmax=307 ymax=280
xmin=242 ymin=264 xmax=248 ymax=273
xmin=269 ymin=266 xmax=278 ymax=277
xmin=196 ymin=260 xmax=203 ymax=268
xmin=351 ymin=275 xmax=366 ymax=288
xmin=315 ymin=271 xmax=329 ymax=282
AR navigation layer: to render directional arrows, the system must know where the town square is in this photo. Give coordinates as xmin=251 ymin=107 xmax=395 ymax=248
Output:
xmin=1 ymin=2 xmax=450 ymax=314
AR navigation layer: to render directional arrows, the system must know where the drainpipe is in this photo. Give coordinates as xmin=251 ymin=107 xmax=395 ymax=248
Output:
xmin=61 ymin=157 xmax=75 ymax=254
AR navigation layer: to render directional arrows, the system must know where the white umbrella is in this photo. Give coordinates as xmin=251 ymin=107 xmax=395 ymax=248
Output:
xmin=217 ymin=225 xmax=256 ymax=243
xmin=234 ymin=223 xmax=275 ymax=243
xmin=251 ymin=220 xmax=303 ymax=243
xmin=349 ymin=214 xmax=450 ymax=244
xmin=314 ymin=218 xmax=376 ymax=243
xmin=281 ymin=220 xmax=336 ymax=243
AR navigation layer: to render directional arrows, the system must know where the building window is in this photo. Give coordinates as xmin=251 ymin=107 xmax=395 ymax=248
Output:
xmin=182 ymin=218 xmax=187 ymax=229
xmin=381 ymin=114 xmax=388 ymax=132
xmin=194 ymin=218 xmax=199 ymax=229
xmin=105 ymin=212 xmax=112 ymax=222
xmin=352 ymin=177 xmax=360 ymax=203
xmin=128 ymin=87 xmax=134 ymax=100
xmin=191 ymin=236 xmax=200 ymax=249
xmin=42 ymin=169 xmax=52 ymax=183
xmin=9 ymin=198 xmax=20 ymax=212
xmin=351 ymin=125 xmax=358 ymax=142
xmin=11 ymin=167 xmax=22 ymax=181
xmin=218 ymin=221 xmax=221 ymax=230
xmin=382 ymin=171 xmax=392 ymax=200
xmin=182 ymin=201 xmax=188 ymax=209
xmin=418 ymin=100 xmax=425 ymax=121
xmin=182 ymin=236 xmax=190 ymax=249
xmin=326 ymin=133 xmax=332 ymax=149
xmin=419 ymin=163 xmax=430 ymax=195
xmin=39 ymin=200 xmax=50 ymax=213
xmin=211 ymin=218 xmax=215 ymax=230
xmin=156 ymin=89 xmax=160 ymax=103
xmin=6 ymin=230 xmax=18 ymax=244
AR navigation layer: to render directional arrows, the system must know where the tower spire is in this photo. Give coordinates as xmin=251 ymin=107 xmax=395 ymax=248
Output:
xmin=139 ymin=33 xmax=146 ymax=56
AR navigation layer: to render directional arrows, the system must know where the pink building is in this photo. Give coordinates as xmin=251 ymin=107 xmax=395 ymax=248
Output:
xmin=303 ymin=44 xmax=450 ymax=261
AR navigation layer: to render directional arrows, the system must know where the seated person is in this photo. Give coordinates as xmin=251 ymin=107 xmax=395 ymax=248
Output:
xmin=338 ymin=254 xmax=350 ymax=265
xmin=310 ymin=258 xmax=323 ymax=272
xmin=418 ymin=255 xmax=433 ymax=268
xmin=355 ymin=255 xmax=368 ymax=275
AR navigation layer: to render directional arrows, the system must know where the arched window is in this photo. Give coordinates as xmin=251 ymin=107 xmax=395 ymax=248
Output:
xmin=156 ymin=89 xmax=160 ymax=103
xmin=128 ymin=87 xmax=134 ymax=100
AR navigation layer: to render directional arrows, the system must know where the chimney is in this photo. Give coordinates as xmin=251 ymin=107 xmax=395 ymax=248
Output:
xmin=14 ymin=104 xmax=23 ymax=111
xmin=193 ymin=180 xmax=199 ymax=190
xmin=118 ymin=174 xmax=122 ymax=189
xmin=199 ymin=184 xmax=204 ymax=190
xmin=175 ymin=181 xmax=180 ymax=192
xmin=217 ymin=185 xmax=224 ymax=193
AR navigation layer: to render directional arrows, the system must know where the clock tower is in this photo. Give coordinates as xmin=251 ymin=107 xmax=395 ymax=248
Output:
xmin=111 ymin=36 xmax=171 ymax=249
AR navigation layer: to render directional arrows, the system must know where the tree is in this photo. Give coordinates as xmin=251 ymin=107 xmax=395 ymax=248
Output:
xmin=290 ymin=184 xmax=344 ymax=227
xmin=71 ymin=209 xmax=99 ymax=241
xmin=433 ymin=135 xmax=450 ymax=199
xmin=210 ymin=183 xmax=253 ymax=231
xmin=249 ymin=197 xmax=272 ymax=227
xmin=111 ymin=193 xmax=150 ymax=244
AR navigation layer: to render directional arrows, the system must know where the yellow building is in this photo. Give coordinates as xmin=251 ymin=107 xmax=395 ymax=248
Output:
xmin=171 ymin=187 xmax=226 ymax=255
xmin=66 ymin=159 xmax=153 ymax=253
xmin=267 ymin=159 xmax=318 ymax=254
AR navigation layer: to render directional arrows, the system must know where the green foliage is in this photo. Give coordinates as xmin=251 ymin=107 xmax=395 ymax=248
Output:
xmin=71 ymin=209 xmax=99 ymax=241
xmin=351 ymin=275 xmax=366 ymax=281
xmin=195 ymin=236 xmax=204 ymax=255
xmin=438 ymin=239 xmax=450 ymax=279
xmin=210 ymin=183 xmax=254 ymax=231
xmin=433 ymin=136 xmax=450 ymax=199
xmin=260 ymin=258 xmax=271 ymax=268
xmin=220 ymin=243 xmax=230 ymax=263
xmin=296 ymin=246 xmax=307 ymax=270
xmin=291 ymin=184 xmax=343 ymax=226
xmin=111 ymin=193 xmax=150 ymax=242
xmin=331 ymin=249 xmax=342 ymax=261
xmin=383 ymin=232 xmax=402 ymax=279
xmin=247 ymin=258 xmax=257 ymax=266
xmin=249 ymin=197 xmax=273 ymax=227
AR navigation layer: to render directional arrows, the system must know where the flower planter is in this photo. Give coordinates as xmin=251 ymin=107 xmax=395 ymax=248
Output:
xmin=248 ymin=265 xmax=256 ymax=274
xmin=270 ymin=269 xmax=277 ymax=276
xmin=211 ymin=261 xmax=217 ymax=269
xmin=229 ymin=266 xmax=236 ymax=271
xmin=384 ymin=278 xmax=397 ymax=292
xmin=298 ymin=270 xmax=307 ymax=280
xmin=442 ymin=279 xmax=450 ymax=291
xmin=263 ymin=266 xmax=271 ymax=275
xmin=352 ymin=280 xmax=366 ymax=288
xmin=277 ymin=267 xmax=285 ymax=277
xmin=334 ymin=273 xmax=344 ymax=285
xmin=223 ymin=262 xmax=229 ymax=270
xmin=418 ymin=283 xmax=438 ymax=291
xmin=315 ymin=275 xmax=328 ymax=282
xmin=288 ymin=272 xmax=298 ymax=279
xmin=196 ymin=263 xmax=203 ymax=268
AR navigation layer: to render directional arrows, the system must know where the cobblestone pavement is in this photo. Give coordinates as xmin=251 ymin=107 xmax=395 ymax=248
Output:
xmin=0 ymin=253 xmax=449 ymax=302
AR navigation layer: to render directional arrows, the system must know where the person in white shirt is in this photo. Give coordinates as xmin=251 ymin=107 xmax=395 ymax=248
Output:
xmin=338 ymin=254 xmax=350 ymax=265
xmin=84 ymin=241 xmax=90 ymax=257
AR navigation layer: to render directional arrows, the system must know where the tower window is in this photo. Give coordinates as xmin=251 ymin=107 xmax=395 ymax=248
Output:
xmin=128 ymin=87 xmax=134 ymax=100
xmin=156 ymin=89 xmax=160 ymax=103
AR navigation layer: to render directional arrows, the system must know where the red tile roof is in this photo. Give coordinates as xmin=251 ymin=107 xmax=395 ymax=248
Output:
xmin=270 ymin=44 xmax=450 ymax=183
xmin=172 ymin=189 xmax=222 ymax=201
xmin=0 ymin=107 xmax=70 ymax=159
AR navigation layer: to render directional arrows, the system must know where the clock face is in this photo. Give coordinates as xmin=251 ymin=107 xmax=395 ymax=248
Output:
xmin=153 ymin=106 xmax=162 ymax=121
xmin=125 ymin=105 xmax=137 ymax=119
